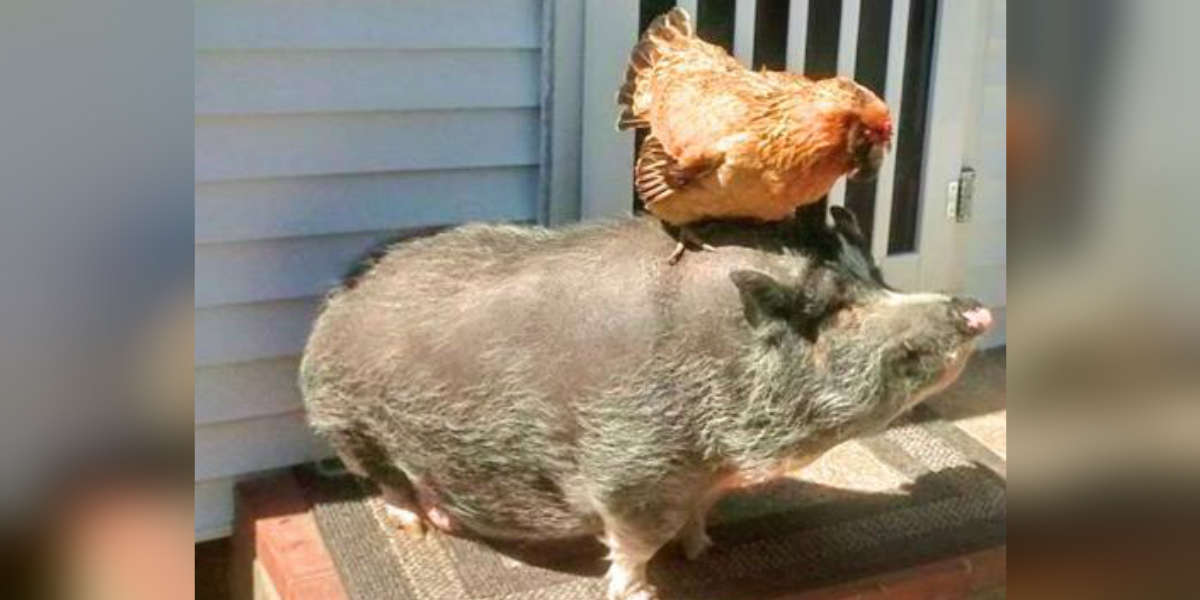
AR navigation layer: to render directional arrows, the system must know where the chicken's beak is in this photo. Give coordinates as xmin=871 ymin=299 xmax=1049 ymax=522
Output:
xmin=849 ymin=143 xmax=886 ymax=181
xmin=849 ymin=164 xmax=877 ymax=181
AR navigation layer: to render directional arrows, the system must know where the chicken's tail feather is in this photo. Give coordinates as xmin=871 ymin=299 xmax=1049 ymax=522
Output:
xmin=617 ymin=7 xmax=694 ymax=130
xmin=635 ymin=134 xmax=680 ymax=206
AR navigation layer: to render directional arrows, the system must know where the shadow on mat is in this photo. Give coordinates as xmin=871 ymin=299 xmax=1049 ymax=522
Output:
xmin=305 ymin=462 xmax=1004 ymax=598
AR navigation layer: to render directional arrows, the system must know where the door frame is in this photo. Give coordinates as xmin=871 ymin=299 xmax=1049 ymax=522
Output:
xmin=887 ymin=0 xmax=987 ymax=294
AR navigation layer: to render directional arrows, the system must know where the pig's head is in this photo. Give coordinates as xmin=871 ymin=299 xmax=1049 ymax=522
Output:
xmin=729 ymin=206 xmax=992 ymax=429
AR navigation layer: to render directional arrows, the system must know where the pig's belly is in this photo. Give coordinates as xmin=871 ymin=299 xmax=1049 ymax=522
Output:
xmin=406 ymin=467 xmax=600 ymax=541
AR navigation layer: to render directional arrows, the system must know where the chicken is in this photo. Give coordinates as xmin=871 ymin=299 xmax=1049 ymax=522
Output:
xmin=618 ymin=8 xmax=893 ymax=261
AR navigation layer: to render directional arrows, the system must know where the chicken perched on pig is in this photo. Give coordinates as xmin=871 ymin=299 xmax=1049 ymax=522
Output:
xmin=618 ymin=8 xmax=892 ymax=261
xmin=300 ymin=206 xmax=990 ymax=600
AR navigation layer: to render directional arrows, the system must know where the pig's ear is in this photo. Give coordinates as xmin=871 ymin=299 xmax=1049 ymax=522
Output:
xmin=792 ymin=268 xmax=850 ymax=341
xmin=730 ymin=270 xmax=794 ymax=326
xmin=830 ymin=206 xmax=866 ymax=246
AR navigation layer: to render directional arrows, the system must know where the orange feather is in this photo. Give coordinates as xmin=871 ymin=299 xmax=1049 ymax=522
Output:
xmin=619 ymin=7 xmax=893 ymax=226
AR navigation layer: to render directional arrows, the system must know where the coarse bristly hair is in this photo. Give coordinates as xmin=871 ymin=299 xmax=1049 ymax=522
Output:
xmin=299 ymin=207 xmax=987 ymax=542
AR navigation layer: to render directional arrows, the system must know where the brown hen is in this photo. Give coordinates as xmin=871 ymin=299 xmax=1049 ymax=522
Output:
xmin=619 ymin=8 xmax=893 ymax=235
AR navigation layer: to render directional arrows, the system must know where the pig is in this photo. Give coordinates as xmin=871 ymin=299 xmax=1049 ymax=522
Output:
xmin=299 ymin=205 xmax=992 ymax=600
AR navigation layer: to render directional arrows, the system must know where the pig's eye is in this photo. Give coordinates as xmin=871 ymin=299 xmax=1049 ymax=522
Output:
xmin=820 ymin=300 xmax=853 ymax=324
xmin=894 ymin=343 xmax=925 ymax=374
xmin=902 ymin=342 xmax=927 ymax=361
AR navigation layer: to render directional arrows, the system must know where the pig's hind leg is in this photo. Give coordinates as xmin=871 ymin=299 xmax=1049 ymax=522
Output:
xmin=330 ymin=436 xmax=427 ymax=538
xmin=382 ymin=473 xmax=458 ymax=536
xmin=380 ymin=480 xmax=427 ymax=539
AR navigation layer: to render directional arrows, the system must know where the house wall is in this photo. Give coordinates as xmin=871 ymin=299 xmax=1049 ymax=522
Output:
xmin=964 ymin=0 xmax=1006 ymax=347
xmin=194 ymin=0 xmax=1007 ymax=540
xmin=194 ymin=0 xmax=543 ymax=540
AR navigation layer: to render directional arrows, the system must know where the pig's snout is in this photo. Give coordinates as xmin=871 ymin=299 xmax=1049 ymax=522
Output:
xmin=949 ymin=297 xmax=992 ymax=336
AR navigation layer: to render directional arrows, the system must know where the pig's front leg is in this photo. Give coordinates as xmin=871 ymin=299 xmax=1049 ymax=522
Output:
xmin=675 ymin=487 xmax=725 ymax=560
xmin=599 ymin=508 xmax=688 ymax=600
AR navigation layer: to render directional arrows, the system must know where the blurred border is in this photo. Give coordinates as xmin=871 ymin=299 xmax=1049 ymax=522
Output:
xmin=1009 ymin=0 xmax=1200 ymax=597
xmin=0 ymin=1 xmax=194 ymax=598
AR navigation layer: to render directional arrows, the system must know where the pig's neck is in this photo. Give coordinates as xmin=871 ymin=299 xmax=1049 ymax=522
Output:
xmin=715 ymin=332 xmax=900 ymax=472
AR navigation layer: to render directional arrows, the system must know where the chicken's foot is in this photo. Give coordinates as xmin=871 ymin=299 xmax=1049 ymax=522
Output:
xmin=667 ymin=225 xmax=716 ymax=265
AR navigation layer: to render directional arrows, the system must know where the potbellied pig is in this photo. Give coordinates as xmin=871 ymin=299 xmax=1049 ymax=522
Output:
xmin=299 ymin=206 xmax=992 ymax=600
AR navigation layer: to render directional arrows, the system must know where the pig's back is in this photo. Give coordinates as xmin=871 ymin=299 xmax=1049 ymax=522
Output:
xmin=299 ymin=218 xmax=680 ymax=537
xmin=305 ymin=219 xmax=669 ymax=393
xmin=301 ymin=215 xmax=798 ymax=418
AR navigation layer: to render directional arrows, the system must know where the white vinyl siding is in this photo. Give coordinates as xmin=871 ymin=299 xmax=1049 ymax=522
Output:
xmin=194 ymin=0 xmax=542 ymax=541
xmin=196 ymin=50 xmax=540 ymax=115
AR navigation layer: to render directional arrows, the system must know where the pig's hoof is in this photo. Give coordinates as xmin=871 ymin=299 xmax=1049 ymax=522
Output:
xmin=425 ymin=506 xmax=454 ymax=532
xmin=607 ymin=581 xmax=658 ymax=600
xmin=624 ymin=588 xmax=658 ymax=600
xmin=680 ymin=531 xmax=713 ymax=561
xmin=383 ymin=504 xmax=426 ymax=539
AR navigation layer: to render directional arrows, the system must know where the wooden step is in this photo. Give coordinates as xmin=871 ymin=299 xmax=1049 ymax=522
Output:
xmin=232 ymin=470 xmax=1004 ymax=600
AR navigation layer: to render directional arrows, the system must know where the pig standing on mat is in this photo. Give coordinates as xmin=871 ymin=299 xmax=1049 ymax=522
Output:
xmin=299 ymin=206 xmax=992 ymax=600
